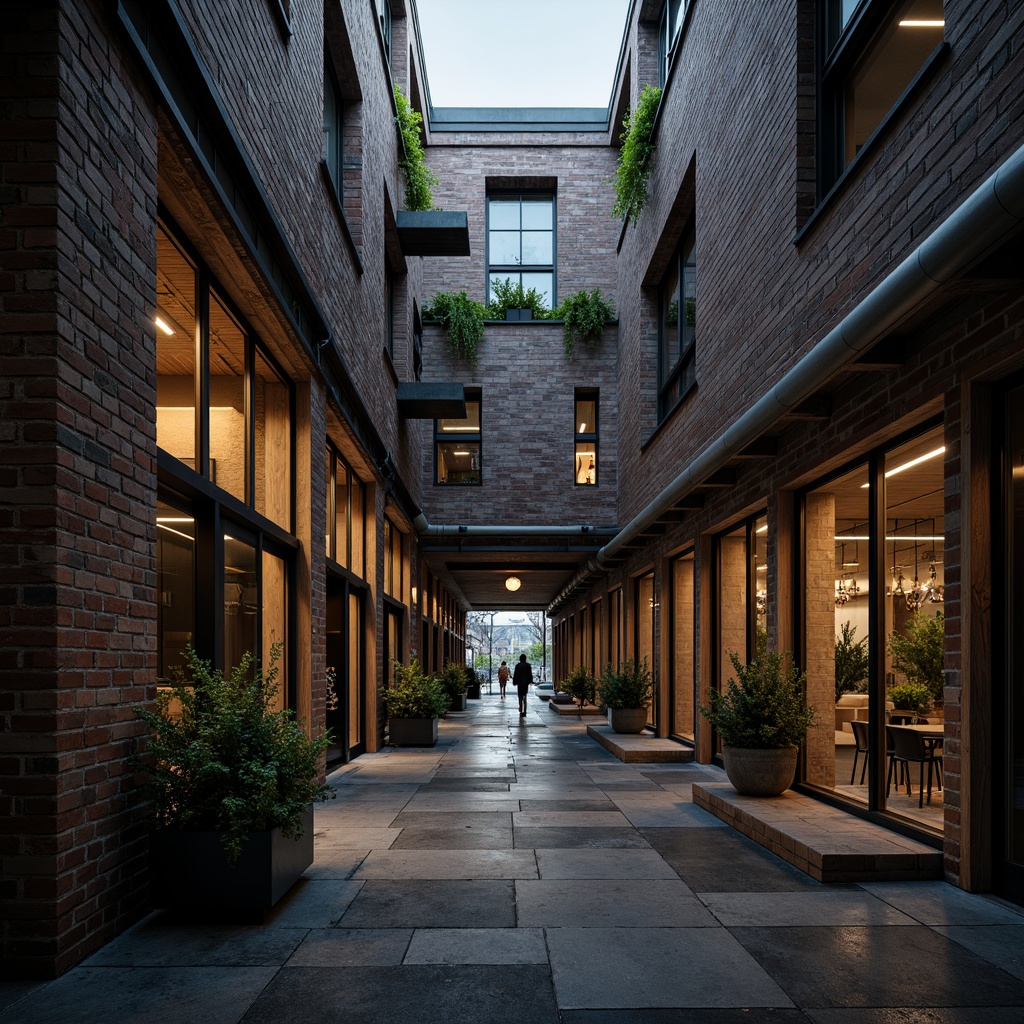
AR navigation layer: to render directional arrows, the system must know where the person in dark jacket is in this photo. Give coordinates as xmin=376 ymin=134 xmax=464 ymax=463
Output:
xmin=512 ymin=653 xmax=533 ymax=717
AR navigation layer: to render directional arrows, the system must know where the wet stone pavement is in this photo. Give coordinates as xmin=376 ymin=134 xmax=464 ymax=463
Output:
xmin=4 ymin=695 xmax=1024 ymax=1023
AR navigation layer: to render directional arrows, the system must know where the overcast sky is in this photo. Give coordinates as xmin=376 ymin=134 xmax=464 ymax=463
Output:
xmin=415 ymin=0 xmax=632 ymax=108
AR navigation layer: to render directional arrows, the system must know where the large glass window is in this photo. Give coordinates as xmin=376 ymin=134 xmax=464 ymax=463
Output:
xmin=820 ymin=0 xmax=944 ymax=190
xmin=326 ymin=443 xmax=367 ymax=577
xmin=803 ymin=423 xmax=944 ymax=831
xmin=487 ymin=193 xmax=555 ymax=308
xmin=659 ymin=224 xmax=696 ymax=418
xmin=156 ymin=499 xmax=195 ymax=683
xmin=575 ymin=390 xmax=598 ymax=485
xmin=156 ymin=221 xmax=293 ymax=531
xmin=658 ymin=0 xmax=688 ymax=86
xmin=435 ymin=391 xmax=481 ymax=485
xmin=323 ymin=60 xmax=343 ymax=197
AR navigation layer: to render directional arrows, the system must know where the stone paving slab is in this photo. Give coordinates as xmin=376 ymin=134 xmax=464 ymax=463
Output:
xmin=586 ymin=724 xmax=694 ymax=762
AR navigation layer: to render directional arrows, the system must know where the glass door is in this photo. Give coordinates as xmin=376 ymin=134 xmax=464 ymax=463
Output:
xmin=326 ymin=571 xmax=366 ymax=764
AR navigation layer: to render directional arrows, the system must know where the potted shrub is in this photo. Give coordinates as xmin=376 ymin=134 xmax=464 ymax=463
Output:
xmin=440 ymin=662 xmax=469 ymax=712
xmin=887 ymin=681 xmax=933 ymax=717
xmin=556 ymin=289 xmax=614 ymax=356
xmin=888 ymin=610 xmax=944 ymax=706
xmin=423 ymin=290 xmax=487 ymax=362
xmin=487 ymin=276 xmax=551 ymax=322
xmin=835 ymin=621 xmax=869 ymax=702
xmin=599 ymin=659 xmax=653 ymax=734
xmin=385 ymin=659 xmax=449 ymax=746
xmin=133 ymin=644 xmax=333 ymax=915
xmin=700 ymin=650 xmax=815 ymax=797
xmin=560 ymin=665 xmax=598 ymax=711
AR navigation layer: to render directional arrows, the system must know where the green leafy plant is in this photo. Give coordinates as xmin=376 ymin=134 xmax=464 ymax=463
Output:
xmin=835 ymin=621 xmax=869 ymax=701
xmin=439 ymin=661 xmax=469 ymax=699
xmin=612 ymin=83 xmax=662 ymax=224
xmin=700 ymin=650 xmax=815 ymax=749
xmin=423 ymin=290 xmax=487 ymax=361
xmin=888 ymin=610 xmax=944 ymax=703
xmin=887 ymin=681 xmax=932 ymax=715
xmin=560 ymin=665 xmax=597 ymax=707
xmin=486 ymin=277 xmax=553 ymax=321
xmin=394 ymin=84 xmax=438 ymax=211
xmin=599 ymin=659 xmax=653 ymax=709
xmin=384 ymin=658 xmax=450 ymax=719
xmin=557 ymin=289 xmax=614 ymax=355
xmin=132 ymin=644 xmax=333 ymax=864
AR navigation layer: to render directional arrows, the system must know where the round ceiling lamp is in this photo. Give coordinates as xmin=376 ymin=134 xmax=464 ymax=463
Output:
xmin=504 ymin=575 xmax=522 ymax=592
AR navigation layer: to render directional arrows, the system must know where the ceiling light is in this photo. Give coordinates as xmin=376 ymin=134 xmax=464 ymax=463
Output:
xmin=453 ymin=450 xmax=471 ymax=456
xmin=899 ymin=20 xmax=944 ymax=27
xmin=154 ymin=316 xmax=174 ymax=335
xmin=861 ymin=446 xmax=945 ymax=486
xmin=505 ymin=575 xmax=522 ymax=592
xmin=756 ymin=524 xmax=768 ymax=534
xmin=579 ymin=422 xmax=587 ymax=432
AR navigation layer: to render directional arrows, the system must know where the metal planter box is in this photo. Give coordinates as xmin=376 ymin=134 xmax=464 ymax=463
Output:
xmin=150 ymin=805 xmax=313 ymax=915
xmin=389 ymin=717 xmax=439 ymax=746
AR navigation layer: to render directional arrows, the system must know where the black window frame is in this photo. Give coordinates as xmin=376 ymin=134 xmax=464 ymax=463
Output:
xmin=434 ymin=389 xmax=482 ymax=487
xmin=574 ymin=389 xmax=599 ymax=487
xmin=658 ymin=0 xmax=688 ymax=87
xmin=323 ymin=56 xmax=343 ymax=200
xmin=486 ymin=190 xmax=557 ymax=309
xmin=657 ymin=221 xmax=697 ymax=421
xmin=818 ymin=0 xmax=946 ymax=195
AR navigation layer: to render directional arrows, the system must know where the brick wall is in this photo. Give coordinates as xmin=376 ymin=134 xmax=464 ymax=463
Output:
xmin=1 ymin=0 xmax=159 ymax=978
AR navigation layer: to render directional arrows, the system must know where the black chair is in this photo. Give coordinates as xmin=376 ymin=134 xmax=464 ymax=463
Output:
xmin=849 ymin=719 xmax=869 ymax=785
xmin=886 ymin=726 xmax=943 ymax=808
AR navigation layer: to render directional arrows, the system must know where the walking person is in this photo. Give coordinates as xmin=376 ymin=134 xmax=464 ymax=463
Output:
xmin=497 ymin=660 xmax=510 ymax=700
xmin=513 ymin=653 xmax=533 ymax=717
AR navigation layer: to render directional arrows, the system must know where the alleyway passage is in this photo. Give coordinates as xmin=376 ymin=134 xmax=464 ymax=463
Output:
xmin=4 ymin=696 xmax=1024 ymax=1023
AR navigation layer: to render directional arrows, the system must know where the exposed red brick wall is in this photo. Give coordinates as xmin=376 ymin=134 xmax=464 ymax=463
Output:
xmin=1 ymin=0 xmax=159 ymax=978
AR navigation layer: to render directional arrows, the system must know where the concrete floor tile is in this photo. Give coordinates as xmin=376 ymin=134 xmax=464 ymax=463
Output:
xmin=337 ymin=879 xmax=517 ymax=928
xmin=860 ymin=882 xmax=1024 ymax=925
xmin=700 ymin=890 xmax=919 ymax=927
xmin=535 ymin=848 xmax=678 ymax=880
xmin=516 ymin=879 xmax=708 ymax=927
xmin=515 ymin=826 xmax=652 ymax=849
xmin=84 ymin=914 xmax=307 ymax=966
xmin=404 ymin=927 xmax=548 ymax=964
xmin=389 ymin=822 xmax=513 ymax=849
xmin=353 ymin=849 xmax=537 ymax=879
xmin=285 ymin=927 xmax=412 ymax=966
xmin=518 ymin=798 xmax=618 ymax=812
xmin=546 ymin=927 xmax=792 ymax=1009
xmin=312 ymin=827 xmax=400 ymax=848
xmin=731 ymin=925 xmax=1024 ymax=1007
xmin=301 ymin=850 xmax=368 ymax=879
xmin=804 ymin=1010 xmax=1024 ymax=1024
xmin=239 ymin=964 xmax=559 ymax=1024
xmin=514 ymin=811 xmax=631 ymax=828
xmin=5 ymin=967 xmax=278 ymax=1024
xmin=613 ymin=801 xmax=716 ymax=828
xmin=934 ymin=924 xmax=1024 ymax=979
xmin=264 ymin=879 xmax=363 ymax=928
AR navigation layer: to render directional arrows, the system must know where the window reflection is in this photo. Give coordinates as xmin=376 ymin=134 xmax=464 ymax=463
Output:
xmin=156 ymin=500 xmax=195 ymax=682
xmin=208 ymin=294 xmax=246 ymax=502
xmin=436 ymin=395 xmax=482 ymax=485
xmin=224 ymin=534 xmax=257 ymax=681
xmin=670 ymin=551 xmax=695 ymax=741
xmin=255 ymin=349 xmax=291 ymax=530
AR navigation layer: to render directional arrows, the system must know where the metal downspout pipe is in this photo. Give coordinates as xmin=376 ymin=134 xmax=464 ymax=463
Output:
xmin=548 ymin=139 xmax=1024 ymax=612
xmin=412 ymin=514 xmax=611 ymax=540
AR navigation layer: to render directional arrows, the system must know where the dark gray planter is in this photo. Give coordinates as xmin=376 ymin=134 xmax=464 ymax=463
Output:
xmin=389 ymin=717 xmax=439 ymax=746
xmin=449 ymin=693 xmax=468 ymax=712
xmin=505 ymin=308 xmax=533 ymax=321
xmin=609 ymin=707 xmax=649 ymax=734
xmin=150 ymin=805 xmax=313 ymax=914
xmin=467 ymin=681 xmax=481 ymax=700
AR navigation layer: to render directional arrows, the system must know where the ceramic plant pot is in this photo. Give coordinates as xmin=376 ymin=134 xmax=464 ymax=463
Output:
xmin=722 ymin=746 xmax=798 ymax=797
xmin=609 ymin=707 xmax=649 ymax=734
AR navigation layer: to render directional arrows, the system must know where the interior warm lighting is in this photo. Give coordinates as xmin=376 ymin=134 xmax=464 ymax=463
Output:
xmin=579 ymin=422 xmax=587 ymax=432
xmin=452 ymin=450 xmax=471 ymax=456
xmin=505 ymin=575 xmax=522 ymax=592
xmin=861 ymin=446 xmax=945 ymax=486
xmin=755 ymin=524 xmax=768 ymax=534
xmin=154 ymin=316 xmax=175 ymax=335
xmin=834 ymin=534 xmax=944 ymax=542
xmin=899 ymin=20 xmax=944 ymax=27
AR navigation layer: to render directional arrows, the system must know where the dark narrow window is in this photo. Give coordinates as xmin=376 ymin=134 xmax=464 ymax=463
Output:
xmin=658 ymin=222 xmax=696 ymax=419
xmin=487 ymin=192 xmax=555 ymax=308
xmin=435 ymin=390 xmax=481 ymax=485
xmin=385 ymin=264 xmax=395 ymax=360
xmin=819 ymin=0 xmax=944 ymax=192
xmin=323 ymin=59 xmax=343 ymax=198
xmin=658 ymin=0 xmax=686 ymax=86
xmin=574 ymin=390 xmax=598 ymax=486
xmin=376 ymin=0 xmax=392 ymax=66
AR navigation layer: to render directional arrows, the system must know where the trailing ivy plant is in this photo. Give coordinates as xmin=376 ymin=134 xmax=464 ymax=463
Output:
xmin=394 ymin=84 xmax=438 ymax=211
xmin=557 ymin=288 xmax=614 ymax=355
xmin=612 ymin=83 xmax=662 ymax=224
xmin=423 ymin=290 xmax=487 ymax=361
xmin=486 ymin=277 xmax=553 ymax=321
xmin=132 ymin=644 xmax=333 ymax=864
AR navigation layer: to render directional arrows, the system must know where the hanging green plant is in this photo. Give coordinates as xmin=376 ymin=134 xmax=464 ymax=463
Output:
xmin=394 ymin=84 xmax=438 ymax=211
xmin=423 ymin=290 xmax=487 ymax=361
xmin=556 ymin=288 xmax=615 ymax=355
xmin=611 ymin=83 xmax=662 ymax=225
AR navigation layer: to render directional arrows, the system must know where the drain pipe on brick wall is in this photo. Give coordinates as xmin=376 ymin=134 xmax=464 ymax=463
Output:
xmin=547 ymin=139 xmax=1024 ymax=614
